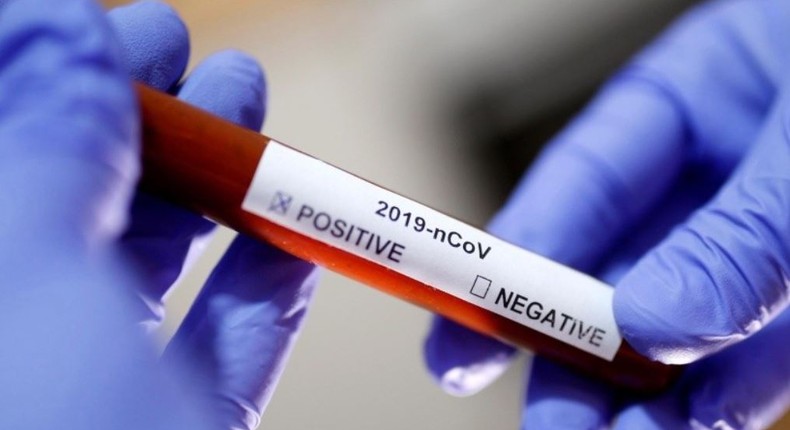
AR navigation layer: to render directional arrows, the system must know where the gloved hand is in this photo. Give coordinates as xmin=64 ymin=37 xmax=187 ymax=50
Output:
xmin=0 ymin=1 xmax=316 ymax=429
xmin=425 ymin=0 xmax=790 ymax=428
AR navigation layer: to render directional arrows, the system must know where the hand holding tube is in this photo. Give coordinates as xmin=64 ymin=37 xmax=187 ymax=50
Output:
xmin=425 ymin=0 xmax=790 ymax=428
xmin=0 ymin=1 xmax=316 ymax=429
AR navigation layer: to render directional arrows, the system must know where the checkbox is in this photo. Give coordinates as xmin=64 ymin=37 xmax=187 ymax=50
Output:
xmin=269 ymin=191 xmax=293 ymax=215
xmin=470 ymin=275 xmax=492 ymax=299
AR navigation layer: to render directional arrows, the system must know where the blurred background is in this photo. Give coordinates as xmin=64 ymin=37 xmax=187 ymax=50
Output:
xmin=103 ymin=1 xmax=790 ymax=429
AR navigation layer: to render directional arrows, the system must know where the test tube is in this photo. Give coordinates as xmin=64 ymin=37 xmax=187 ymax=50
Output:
xmin=136 ymin=83 xmax=680 ymax=393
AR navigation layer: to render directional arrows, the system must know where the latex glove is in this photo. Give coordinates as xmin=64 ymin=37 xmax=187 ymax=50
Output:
xmin=0 ymin=1 xmax=316 ymax=429
xmin=425 ymin=0 xmax=790 ymax=428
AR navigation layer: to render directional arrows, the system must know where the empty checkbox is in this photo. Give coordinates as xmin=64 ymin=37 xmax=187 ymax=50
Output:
xmin=470 ymin=275 xmax=492 ymax=299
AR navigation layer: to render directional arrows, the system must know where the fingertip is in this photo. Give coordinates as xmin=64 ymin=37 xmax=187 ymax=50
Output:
xmin=614 ymin=223 xmax=768 ymax=365
xmin=434 ymin=359 xmax=513 ymax=398
xmin=423 ymin=316 xmax=516 ymax=396
xmin=165 ymin=235 xmax=318 ymax=426
xmin=108 ymin=0 xmax=190 ymax=90
xmin=178 ymin=50 xmax=266 ymax=130
xmin=614 ymin=261 xmax=708 ymax=365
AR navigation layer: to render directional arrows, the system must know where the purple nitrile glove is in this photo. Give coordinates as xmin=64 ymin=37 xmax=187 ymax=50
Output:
xmin=0 ymin=1 xmax=317 ymax=429
xmin=425 ymin=0 xmax=790 ymax=428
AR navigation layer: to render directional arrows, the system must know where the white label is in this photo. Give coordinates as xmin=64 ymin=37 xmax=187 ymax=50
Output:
xmin=242 ymin=141 xmax=622 ymax=360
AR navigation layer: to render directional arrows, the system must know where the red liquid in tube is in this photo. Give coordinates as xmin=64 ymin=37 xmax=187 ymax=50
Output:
xmin=136 ymin=83 xmax=680 ymax=393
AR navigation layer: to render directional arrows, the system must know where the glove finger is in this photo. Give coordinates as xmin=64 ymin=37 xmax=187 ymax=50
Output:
xmin=175 ymin=50 xmax=267 ymax=128
xmin=423 ymin=315 xmax=516 ymax=396
xmin=615 ymin=90 xmax=790 ymax=364
xmin=596 ymin=173 xmax=725 ymax=286
xmin=686 ymin=310 xmax=790 ymax=429
xmin=122 ymin=50 xmax=266 ymax=326
xmin=614 ymin=311 xmax=790 ymax=430
xmin=522 ymin=357 xmax=615 ymax=430
xmin=107 ymin=0 xmax=189 ymax=91
xmin=489 ymin=75 xmax=685 ymax=271
xmin=163 ymin=235 xmax=318 ymax=430
xmin=0 ymin=0 xmax=136 ymax=251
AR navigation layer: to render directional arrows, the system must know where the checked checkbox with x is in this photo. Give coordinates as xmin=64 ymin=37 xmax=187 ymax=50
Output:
xmin=269 ymin=191 xmax=293 ymax=215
